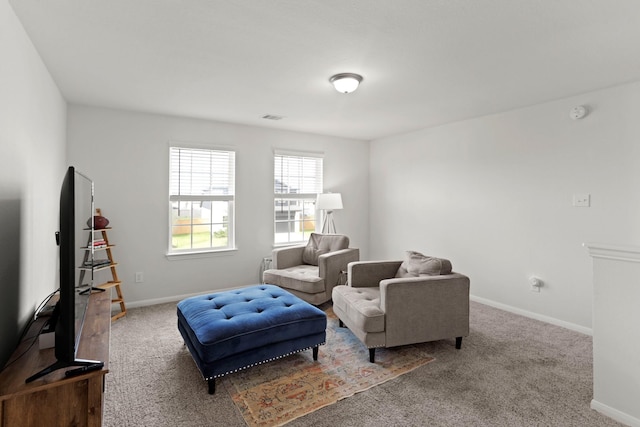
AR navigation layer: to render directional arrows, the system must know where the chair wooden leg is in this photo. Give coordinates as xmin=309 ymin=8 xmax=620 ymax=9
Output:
xmin=369 ymin=348 xmax=376 ymax=363
xmin=455 ymin=337 xmax=462 ymax=349
xmin=313 ymin=346 xmax=319 ymax=360
xmin=338 ymin=319 xmax=344 ymax=328
xmin=208 ymin=378 xmax=216 ymax=394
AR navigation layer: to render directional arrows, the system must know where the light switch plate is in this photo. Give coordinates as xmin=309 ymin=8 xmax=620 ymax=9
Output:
xmin=573 ymin=194 xmax=590 ymax=207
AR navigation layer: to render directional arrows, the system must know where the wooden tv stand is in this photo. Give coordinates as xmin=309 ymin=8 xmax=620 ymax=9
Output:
xmin=0 ymin=291 xmax=110 ymax=427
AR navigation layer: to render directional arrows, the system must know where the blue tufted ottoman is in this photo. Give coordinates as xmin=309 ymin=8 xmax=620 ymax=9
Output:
xmin=177 ymin=284 xmax=327 ymax=394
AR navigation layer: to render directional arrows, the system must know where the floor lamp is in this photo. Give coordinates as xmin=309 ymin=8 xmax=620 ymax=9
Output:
xmin=316 ymin=193 xmax=343 ymax=234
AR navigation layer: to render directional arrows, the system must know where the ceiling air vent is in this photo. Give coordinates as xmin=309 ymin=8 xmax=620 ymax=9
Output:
xmin=262 ymin=114 xmax=284 ymax=121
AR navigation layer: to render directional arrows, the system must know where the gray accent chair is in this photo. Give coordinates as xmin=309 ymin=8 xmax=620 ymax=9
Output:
xmin=332 ymin=252 xmax=470 ymax=362
xmin=262 ymin=233 xmax=360 ymax=305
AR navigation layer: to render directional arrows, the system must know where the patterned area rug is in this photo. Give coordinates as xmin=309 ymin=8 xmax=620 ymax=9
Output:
xmin=222 ymin=305 xmax=435 ymax=426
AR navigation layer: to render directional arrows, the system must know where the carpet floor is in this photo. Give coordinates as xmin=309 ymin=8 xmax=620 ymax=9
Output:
xmin=223 ymin=305 xmax=433 ymax=426
xmin=104 ymin=300 xmax=623 ymax=426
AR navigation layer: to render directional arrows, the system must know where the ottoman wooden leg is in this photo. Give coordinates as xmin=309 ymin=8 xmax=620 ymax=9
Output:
xmin=208 ymin=378 xmax=216 ymax=395
xmin=313 ymin=346 xmax=319 ymax=361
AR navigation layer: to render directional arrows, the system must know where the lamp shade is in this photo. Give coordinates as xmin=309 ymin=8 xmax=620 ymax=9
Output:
xmin=316 ymin=193 xmax=343 ymax=210
xmin=329 ymin=73 xmax=362 ymax=94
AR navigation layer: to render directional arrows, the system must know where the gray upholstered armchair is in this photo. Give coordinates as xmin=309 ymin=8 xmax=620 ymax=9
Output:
xmin=332 ymin=251 xmax=470 ymax=362
xmin=263 ymin=233 xmax=360 ymax=305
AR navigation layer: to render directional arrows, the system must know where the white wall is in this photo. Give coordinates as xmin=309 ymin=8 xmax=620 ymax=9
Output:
xmin=0 ymin=0 xmax=67 ymax=364
xmin=586 ymin=243 xmax=640 ymax=426
xmin=67 ymin=105 xmax=369 ymax=305
xmin=370 ymin=82 xmax=640 ymax=331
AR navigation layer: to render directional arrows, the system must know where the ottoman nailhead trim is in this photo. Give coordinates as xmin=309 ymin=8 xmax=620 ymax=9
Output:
xmin=205 ymin=342 xmax=326 ymax=380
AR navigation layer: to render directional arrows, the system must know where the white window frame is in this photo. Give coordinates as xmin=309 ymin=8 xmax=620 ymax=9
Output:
xmin=168 ymin=145 xmax=236 ymax=255
xmin=274 ymin=150 xmax=323 ymax=245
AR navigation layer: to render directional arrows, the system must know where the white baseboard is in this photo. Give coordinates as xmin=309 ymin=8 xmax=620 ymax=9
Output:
xmin=130 ymin=291 xmax=593 ymax=337
xmin=591 ymin=399 xmax=640 ymax=427
xmin=126 ymin=284 xmax=248 ymax=309
xmin=470 ymin=295 xmax=592 ymax=336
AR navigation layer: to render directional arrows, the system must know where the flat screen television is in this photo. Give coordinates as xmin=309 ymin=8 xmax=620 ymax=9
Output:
xmin=26 ymin=166 xmax=101 ymax=382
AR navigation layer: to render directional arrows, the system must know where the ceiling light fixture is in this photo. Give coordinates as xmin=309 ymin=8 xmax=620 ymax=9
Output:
xmin=329 ymin=73 xmax=363 ymax=94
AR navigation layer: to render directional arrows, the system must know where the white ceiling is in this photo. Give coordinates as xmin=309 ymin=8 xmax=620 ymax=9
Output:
xmin=9 ymin=0 xmax=640 ymax=141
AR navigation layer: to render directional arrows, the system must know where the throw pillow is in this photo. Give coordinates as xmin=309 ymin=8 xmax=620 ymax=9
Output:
xmin=396 ymin=251 xmax=452 ymax=278
xmin=302 ymin=234 xmax=327 ymax=266
xmin=302 ymin=233 xmax=349 ymax=266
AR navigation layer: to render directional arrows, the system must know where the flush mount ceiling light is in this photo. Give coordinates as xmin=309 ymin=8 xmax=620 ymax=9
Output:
xmin=329 ymin=73 xmax=363 ymax=94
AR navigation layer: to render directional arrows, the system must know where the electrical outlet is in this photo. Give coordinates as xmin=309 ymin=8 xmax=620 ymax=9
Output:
xmin=135 ymin=272 xmax=144 ymax=283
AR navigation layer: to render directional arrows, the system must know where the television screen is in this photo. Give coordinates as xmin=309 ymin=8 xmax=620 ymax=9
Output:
xmin=72 ymin=169 xmax=93 ymax=352
xmin=25 ymin=166 xmax=100 ymax=383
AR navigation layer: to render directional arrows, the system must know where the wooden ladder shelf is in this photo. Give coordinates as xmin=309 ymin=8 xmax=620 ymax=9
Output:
xmin=83 ymin=208 xmax=127 ymax=321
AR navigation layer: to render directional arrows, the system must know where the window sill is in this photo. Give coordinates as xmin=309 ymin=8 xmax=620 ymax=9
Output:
xmin=166 ymin=248 xmax=238 ymax=261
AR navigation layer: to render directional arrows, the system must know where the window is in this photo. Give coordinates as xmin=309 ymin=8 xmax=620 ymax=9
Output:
xmin=274 ymin=151 xmax=323 ymax=245
xmin=169 ymin=146 xmax=235 ymax=254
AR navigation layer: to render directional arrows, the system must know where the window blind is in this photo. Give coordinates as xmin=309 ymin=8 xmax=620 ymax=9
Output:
xmin=274 ymin=152 xmax=323 ymax=195
xmin=170 ymin=147 xmax=235 ymax=199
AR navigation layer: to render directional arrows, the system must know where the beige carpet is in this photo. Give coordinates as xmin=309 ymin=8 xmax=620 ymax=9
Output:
xmin=222 ymin=306 xmax=434 ymax=426
xmin=104 ymin=300 xmax=623 ymax=427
